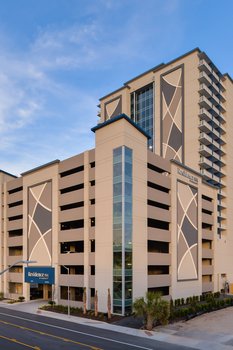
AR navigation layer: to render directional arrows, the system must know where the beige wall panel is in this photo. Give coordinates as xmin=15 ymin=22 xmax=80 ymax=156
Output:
xmin=89 ymin=227 xmax=95 ymax=240
xmin=89 ymin=186 xmax=95 ymax=199
xmin=148 ymin=206 xmax=170 ymax=222
xmin=147 ymin=227 xmax=171 ymax=242
xmin=89 ymin=205 xmax=95 ymax=218
xmin=148 ymin=151 xmax=171 ymax=172
xmin=88 ymin=149 xmax=95 ymax=163
xmin=7 ymin=219 xmax=23 ymax=231
xmin=147 ymin=188 xmax=171 ymax=206
xmin=148 ymin=274 xmax=171 ymax=288
xmin=147 ymin=169 xmax=171 ymax=188
xmin=59 ymin=172 xmax=84 ymax=190
xmin=202 ymin=265 xmax=214 ymax=275
xmin=202 ymin=282 xmax=214 ymax=293
xmin=89 ymin=275 xmax=95 ymax=289
xmin=89 ymin=253 xmax=95 ymax=265
xmin=148 ymin=252 xmax=171 ymax=265
xmin=7 ymin=255 xmax=23 ymax=266
xmin=7 ymin=206 xmax=23 ymax=218
xmin=202 ymin=198 xmax=214 ymax=212
xmin=58 ymin=229 xmax=84 ymax=242
xmin=89 ymin=167 xmax=95 ymax=180
xmin=59 ymin=189 xmax=84 ymax=206
xmin=59 ymin=207 xmax=84 ymax=222
xmin=202 ymin=229 xmax=214 ymax=240
xmin=202 ymin=248 xmax=214 ymax=259
xmin=8 ymin=273 xmax=23 ymax=283
xmin=59 ymin=153 xmax=84 ymax=173
xmin=6 ymin=177 xmax=23 ymax=191
xmin=7 ymin=191 xmax=23 ymax=204
xmin=7 ymin=236 xmax=23 ymax=247
xmin=202 ymin=213 xmax=213 ymax=225
xmin=59 ymin=274 xmax=84 ymax=287
xmin=59 ymin=253 xmax=84 ymax=265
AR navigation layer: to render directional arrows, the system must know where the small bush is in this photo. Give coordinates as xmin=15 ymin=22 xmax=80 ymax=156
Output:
xmin=0 ymin=292 xmax=4 ymax=300
xmin=18 ymin=296 xmax=25 ymax=302
xmin=48 ymin=300 xmax=56 ymax=306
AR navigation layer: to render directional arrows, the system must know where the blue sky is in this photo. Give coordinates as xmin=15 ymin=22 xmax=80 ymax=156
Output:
xmin=0 ymin=0 xmax=232 ymax=175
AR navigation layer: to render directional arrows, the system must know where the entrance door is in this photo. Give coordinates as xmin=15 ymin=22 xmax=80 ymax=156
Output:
xmin=30 ymin=284 xmax=52 ymax=300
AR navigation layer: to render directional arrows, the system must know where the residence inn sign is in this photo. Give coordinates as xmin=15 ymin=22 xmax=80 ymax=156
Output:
xmin=25 ymin=267 xmax=55 ymax=285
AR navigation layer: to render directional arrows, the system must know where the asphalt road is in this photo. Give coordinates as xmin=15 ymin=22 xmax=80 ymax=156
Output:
xmin=0 ymin=307 xmax=194 ymax=350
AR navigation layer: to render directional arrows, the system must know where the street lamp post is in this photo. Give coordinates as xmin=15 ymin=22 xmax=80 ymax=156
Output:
xmin=0 ymin=260 xmax=37 ymax=276
xmin=62 ymin=265 xmax=70 ymax=317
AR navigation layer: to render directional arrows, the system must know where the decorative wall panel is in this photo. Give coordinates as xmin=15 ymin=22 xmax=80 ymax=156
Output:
xmin=177 ymin=181 xmax=198 ymax=281
xmin=28 ymin=181 xmax=52 ymax=265
xmin=161 ymin=66 xmax=184 ymax=162
xmin=104 ymin=96 xmax=122 ymax=120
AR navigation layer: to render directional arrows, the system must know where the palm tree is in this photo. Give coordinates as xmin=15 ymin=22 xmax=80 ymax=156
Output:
xmin=133 ymin=291 xmax=170 ymax=331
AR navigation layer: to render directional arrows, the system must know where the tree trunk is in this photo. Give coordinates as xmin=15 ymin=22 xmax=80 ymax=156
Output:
xmin=94 ymin=290 xmax=98 ymax=317
xmin=83 ymin=287 xmax=87 ymax=315
xmin=146 ymin=314 xmax=154 ymax=331
xmin=107 ymin=288 xmax=111 ymax=320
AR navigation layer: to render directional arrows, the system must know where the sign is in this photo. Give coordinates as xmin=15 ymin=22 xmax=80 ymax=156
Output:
xmin=177 ymin=168 xmax=198 ymax=184
xmin=25 ymin=267 xmax=55 ymax=285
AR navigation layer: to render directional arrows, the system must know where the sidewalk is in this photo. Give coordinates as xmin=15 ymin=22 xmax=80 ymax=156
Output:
xmin=1 ymin=300 xmax=233 ymax=349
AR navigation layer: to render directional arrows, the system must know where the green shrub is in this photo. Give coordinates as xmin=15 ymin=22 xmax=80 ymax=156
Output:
xmin=18 ymin=296 xmax=25 ymax=302
xmin=48 ymin=300 xmax=56 ymax=306
xmin=0 ymin=292 xmax=4 ymax=300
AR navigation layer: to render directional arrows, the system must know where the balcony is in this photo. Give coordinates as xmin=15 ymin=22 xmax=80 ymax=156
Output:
xmin=199 ymin=145 xmax=221 ymax=162
xmin=198 ymin=133 xmax=220 ymax=151
xmin=199 ymin=96 xmax=212 ymax=110
xmin=199 ymin=108 xmax=212 ymax=122
xmin=200 ymin=169 xmax=221 ymax=184
xmin=199 ymin=156 xmax=212 ymax=169
xmin=199 ymin=59 xmax=213 ymax=75
xmin=199 ymin=120 xmax=216 ymax=134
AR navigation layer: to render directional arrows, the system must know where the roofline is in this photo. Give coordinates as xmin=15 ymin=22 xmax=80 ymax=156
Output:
xmin=91 ymin=113 xmax=151 ymax=139
xmin=21 ymin=159 xmax=60 ymax=176
xmin=0 ymin=169 xmax=17 ymax=178
xmin=99 ymin=47 xmax=201 ymax=101
xmin=223 ymin=73 xmax=233 ymax=83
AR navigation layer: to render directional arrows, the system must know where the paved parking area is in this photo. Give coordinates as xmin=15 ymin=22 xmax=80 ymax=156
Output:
xmin=157 ymin=306 xmax=233 ymax=348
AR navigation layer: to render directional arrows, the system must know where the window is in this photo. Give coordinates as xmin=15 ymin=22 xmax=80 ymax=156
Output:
xmin=60 ymin=165 xmax=84 ymax=178
xmin=90 ymin=240 xmax=95 ymax=252
xmin=60 ymin=241 xmax=84 ymax=253
xmin=90 ymin=265 xmax=95 ymax=275
xmin=131 ymin=84 xmax=154 ymax=149
xmin=60 ymin=183 xmax=84 ymax=194
xmin=60 ymin=220 xmax=84 ymax=231
xmin=90 ymin=217 xmax=95 ymax=227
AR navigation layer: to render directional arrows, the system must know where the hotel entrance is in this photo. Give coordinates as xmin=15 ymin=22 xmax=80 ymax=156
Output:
xmin=30 ymin=284 xmax=52 ymax=300
xmin=25 ymin=266 xmax=55 ymax=300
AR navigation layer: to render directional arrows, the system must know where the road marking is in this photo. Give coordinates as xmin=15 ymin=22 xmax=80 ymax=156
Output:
xmin=0 ymin=334 xmax=40 ymax=349
xmin=0 ymin=320 xmax=102 ymax=350
xmin=0 ymin=312 xmax=153 ymax=350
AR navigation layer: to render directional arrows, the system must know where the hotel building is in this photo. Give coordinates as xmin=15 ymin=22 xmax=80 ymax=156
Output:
xmin=0 ymin=48 xmax=232 ymax=315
